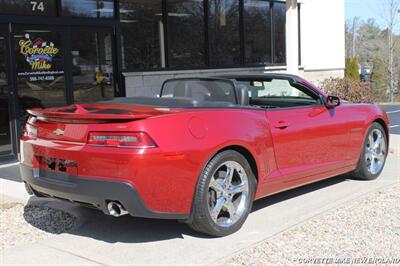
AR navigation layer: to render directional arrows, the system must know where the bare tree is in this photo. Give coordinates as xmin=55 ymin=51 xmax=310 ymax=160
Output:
xmin=345 ymin=17 xmax=361 ymax=58
xmin=379 ymin=0 xmax=400 ymax=102
xmin=351 ymin=17 xmax=360 ymax=58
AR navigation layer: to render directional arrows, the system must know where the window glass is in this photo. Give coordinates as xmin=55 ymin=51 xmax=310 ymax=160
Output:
xmin=238 ymin=79 xmax=318 ymax=109
xmin=240 ymin=79 xmax=313 ymax=98
xmin=0 ymin=0 xmax=56 ymax=16
xmin=260 ymin=80 xmax=306 ymax=97
xmin=167 ymin=0 xmax=206 ymax=68
xmin=71 ymin=31 xmax=114 ymax=103
xmin=120 ymin=0 xmax=163 ymax=69
xmin=208 ymin=0 xmax=240 ymax=66
xmin=161 ymin=79 xmax=236 ymax=103
xmin=244 ymin=0 xmax=271 ymax=65
xmin=272 ymin=2 xmax=286 ymax=64
xmin=61 ymin=0 xmax=114 ymax=18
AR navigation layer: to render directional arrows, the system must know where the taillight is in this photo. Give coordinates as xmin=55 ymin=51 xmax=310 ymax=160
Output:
xmin=87 ymin=132 xmax=157 ymax=148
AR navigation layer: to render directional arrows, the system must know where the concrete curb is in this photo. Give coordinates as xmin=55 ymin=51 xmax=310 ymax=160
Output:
xmin=389 ymin=134 xmax=400 ymax=156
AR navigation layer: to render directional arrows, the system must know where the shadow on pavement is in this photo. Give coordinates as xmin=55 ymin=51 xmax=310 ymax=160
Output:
xmin=23 ymin=174 xmax=350 ymax=243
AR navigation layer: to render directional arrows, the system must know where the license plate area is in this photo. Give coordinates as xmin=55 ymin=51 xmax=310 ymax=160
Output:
xmin=36 ymin=156 xmax=78 ymax=175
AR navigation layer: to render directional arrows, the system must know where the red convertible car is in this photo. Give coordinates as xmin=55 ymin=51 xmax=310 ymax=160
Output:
xmin=20 ymin=74 xmax=389 ymax=236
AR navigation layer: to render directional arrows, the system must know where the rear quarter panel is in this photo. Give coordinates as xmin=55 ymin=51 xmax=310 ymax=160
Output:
xmin=129 ymin=108 xmax=276 ymax=212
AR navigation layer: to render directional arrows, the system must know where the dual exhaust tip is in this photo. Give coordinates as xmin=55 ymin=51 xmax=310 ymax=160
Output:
xmin=107 ymin=201 xmax=128 ymax=217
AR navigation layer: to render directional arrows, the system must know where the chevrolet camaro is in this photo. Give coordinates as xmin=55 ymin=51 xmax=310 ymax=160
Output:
xmin=20 ymin=74 xmax=390 ymax=236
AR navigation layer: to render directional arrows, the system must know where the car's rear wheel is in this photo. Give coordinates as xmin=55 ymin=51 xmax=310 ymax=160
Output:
xmin=352 ymin=122 xmax=387 ymax=180
xmin=188 ymin=150 xmax=256 ymax=237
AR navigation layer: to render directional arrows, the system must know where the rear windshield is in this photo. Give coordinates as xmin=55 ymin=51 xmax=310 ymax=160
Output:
xmin=160 ymin=79 xmax=237 ymax=104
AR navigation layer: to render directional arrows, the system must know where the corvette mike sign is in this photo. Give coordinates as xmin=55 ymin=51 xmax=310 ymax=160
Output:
xmin=17 ymin=33 xmax=64 ymax=82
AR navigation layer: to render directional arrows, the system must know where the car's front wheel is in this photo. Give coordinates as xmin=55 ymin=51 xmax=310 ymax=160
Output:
xmin=188 ymin=150 xmax=256 ymax=237
xmin=352 ymin=122 xmax=388 ymax=180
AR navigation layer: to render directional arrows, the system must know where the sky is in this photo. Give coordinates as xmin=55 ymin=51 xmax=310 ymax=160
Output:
xmin=345 ymin=0 xmax=394 ymax=29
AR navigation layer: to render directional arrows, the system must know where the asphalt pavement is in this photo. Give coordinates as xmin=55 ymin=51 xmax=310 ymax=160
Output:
xmin=381 ymin=105 xmax=400 ymax=135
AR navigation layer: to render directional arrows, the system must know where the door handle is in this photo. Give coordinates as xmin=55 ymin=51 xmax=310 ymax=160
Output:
xmin=274 ymin=121 xmax=289 ymax=129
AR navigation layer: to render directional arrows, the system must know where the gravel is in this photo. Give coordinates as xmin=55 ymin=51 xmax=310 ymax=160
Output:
xmin=222 ymin=183 xmax=400 ymax=266
xmin=0 ymin=202 xmax=78 ymax=250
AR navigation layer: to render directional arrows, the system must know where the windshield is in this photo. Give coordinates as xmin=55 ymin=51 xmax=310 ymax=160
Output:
xmin=160 ymin=79 xmax=237 ymax=104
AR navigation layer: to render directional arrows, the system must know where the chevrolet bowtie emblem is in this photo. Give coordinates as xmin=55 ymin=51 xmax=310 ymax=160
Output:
xmin=53 ymin=129 xmax=65 ymax=136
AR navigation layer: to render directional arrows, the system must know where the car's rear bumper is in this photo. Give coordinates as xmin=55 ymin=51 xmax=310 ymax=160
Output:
xmin=20 ymin=137 xmax=199 ymax=215
xmin=20 ymin=163 xmax=189 ymax=220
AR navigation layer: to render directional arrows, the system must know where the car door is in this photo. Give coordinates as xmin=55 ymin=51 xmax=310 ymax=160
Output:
xmin=246 ymin=78 xmax=353 ymax=184
xmin=267 ymin=81 xmax=355 ymax=184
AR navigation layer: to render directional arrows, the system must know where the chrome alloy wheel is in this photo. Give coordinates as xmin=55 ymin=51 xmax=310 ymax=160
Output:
xmin=365 ymin=128 xmax=386 ymax=175
xmin=207 ymin=161 xmax=249 ymax=228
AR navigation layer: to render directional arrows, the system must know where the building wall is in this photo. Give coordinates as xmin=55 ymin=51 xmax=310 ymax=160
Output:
xmin=124 ymin=0 xmax=346 ymax=97
xmin=300 ymin=0 xmax=345 ymax=75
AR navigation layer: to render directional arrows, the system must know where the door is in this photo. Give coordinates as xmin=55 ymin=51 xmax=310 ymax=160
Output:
xmin=0 ymin=27 xmax=13 ymax=157
xmin=13 ymin=26 xmax=67 ymax=126
xmin=0 ymin=25 xmax=118 ymax=162
xmin=263 ymin=80 xmax=352 ymax=182
xmin=238 ymin=77 xmax=351 ymax=185
xmin=0 ymin=25 xmax=19 ymax=160
xmin=70 ymin=27 xmax=115 ymax=103
xmin=13 ymin=26 xmax=116 ymax=122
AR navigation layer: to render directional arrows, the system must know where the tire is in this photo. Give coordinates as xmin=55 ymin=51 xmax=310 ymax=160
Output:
xmin=352 ymin=122 xmax=388 ymax=180
xmin=188 ymin=150 xmax=256 ymax=237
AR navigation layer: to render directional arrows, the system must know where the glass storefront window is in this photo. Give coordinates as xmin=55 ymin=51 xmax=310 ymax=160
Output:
xmin=208 ymin=0 xmax=240 ymax=66
xmin=120 ymin=0 xmax=163 ymax=70
xmin=167 ymin=0 xmax=206 ymax=68
xmin=272 ymin=2 xmax=286 ymax=64
xmin=0 ymin=0 xmax=57 ymax=16
xmin=244 ymin=0 xmax=272 ymax=65
xmin=71 ymin=30 xmax=114 ymax=103
xmin=61 ymin=0 xmax=114 ymax=18
xmin=118 ymin=0 xmax=288 ymax=70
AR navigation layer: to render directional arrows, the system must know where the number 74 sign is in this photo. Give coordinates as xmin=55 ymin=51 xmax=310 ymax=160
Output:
xmin=30 ymin=1 xmax=45 ymax=12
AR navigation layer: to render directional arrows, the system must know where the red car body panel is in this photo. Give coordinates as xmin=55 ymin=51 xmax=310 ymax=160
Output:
xmin=19 ymin=77 xmax=390 ymax=217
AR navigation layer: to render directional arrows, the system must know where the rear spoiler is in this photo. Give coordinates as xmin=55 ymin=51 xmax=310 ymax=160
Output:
xmin=27 ymin=104 xmax=162 ymax=124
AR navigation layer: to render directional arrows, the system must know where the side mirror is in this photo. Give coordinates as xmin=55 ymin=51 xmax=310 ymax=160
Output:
xmin=325 ymin=96 xmax=341 ymax=108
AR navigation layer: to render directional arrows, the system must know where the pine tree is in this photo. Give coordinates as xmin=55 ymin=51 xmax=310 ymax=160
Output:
xmin=345 ymin=57 xmax=360 ymax=80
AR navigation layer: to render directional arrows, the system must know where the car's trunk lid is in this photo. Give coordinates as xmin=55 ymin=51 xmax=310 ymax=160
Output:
xmin=27 ymin=103 xmax=171 ymax=143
